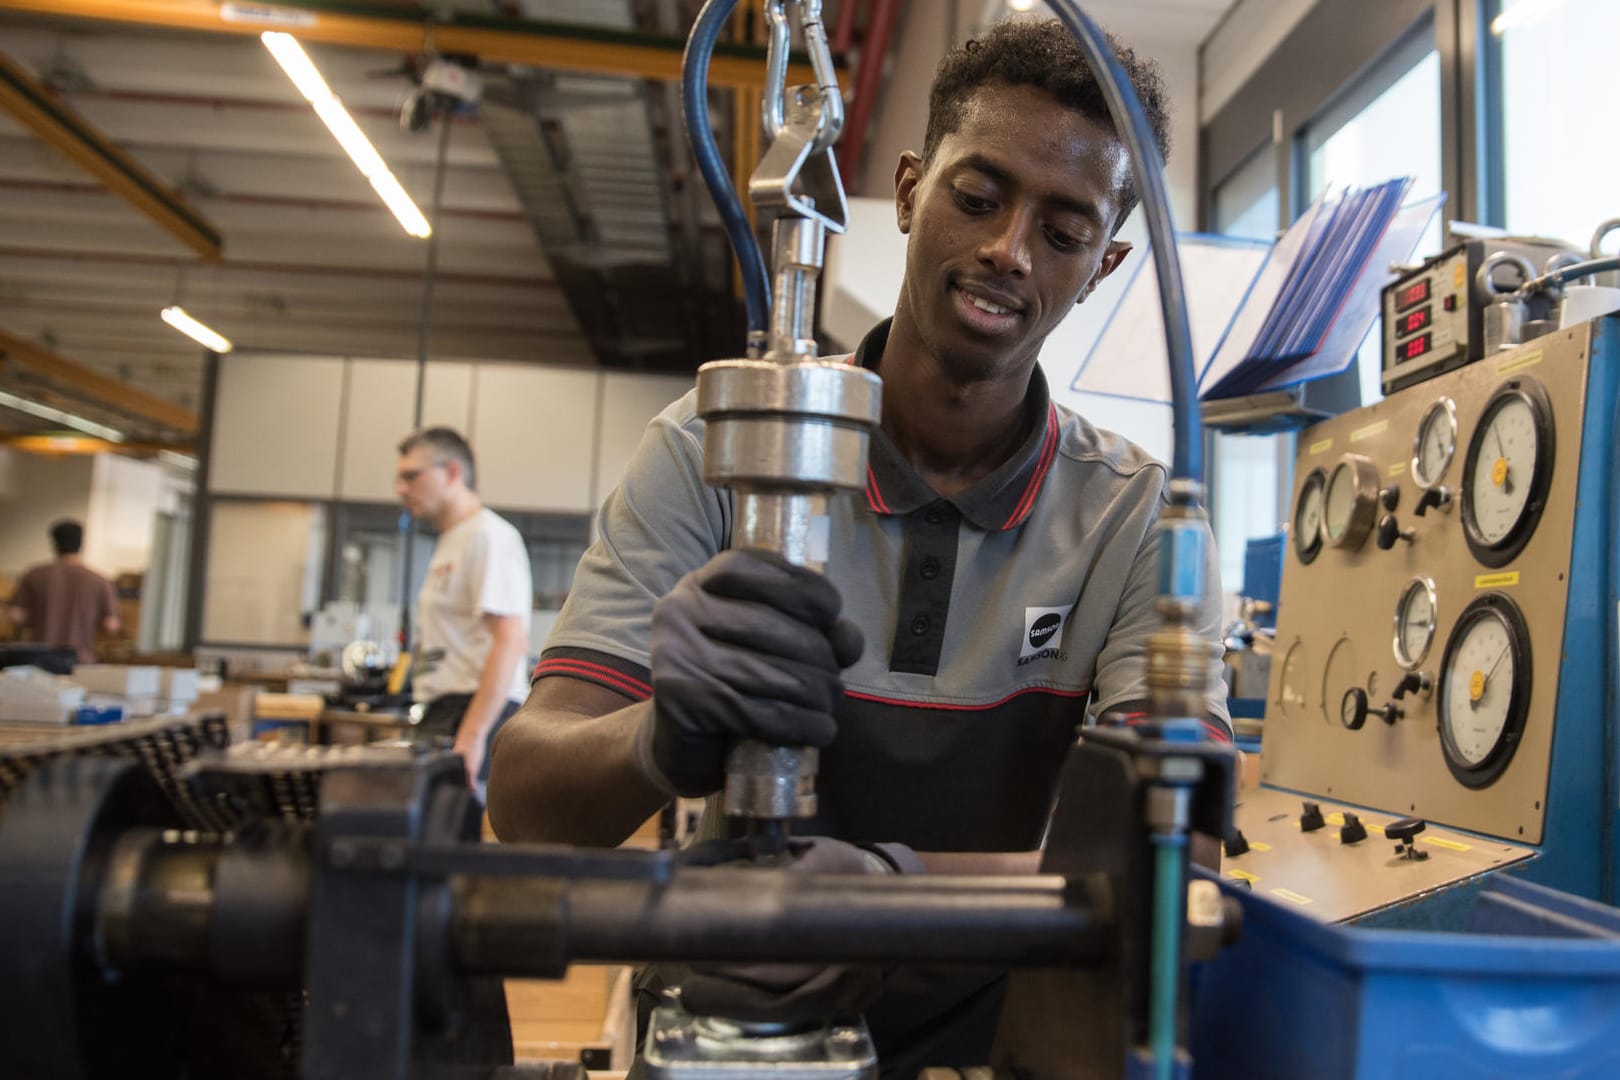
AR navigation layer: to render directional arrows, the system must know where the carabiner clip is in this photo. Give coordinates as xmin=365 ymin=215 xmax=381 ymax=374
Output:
xmin=751 ymin=0 xmax=848 ymax=232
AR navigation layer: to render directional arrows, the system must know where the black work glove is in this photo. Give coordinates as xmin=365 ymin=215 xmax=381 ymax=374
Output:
xmin=677 ymin=836 xmax=922 ymax=1023
xmin=639 ymin=549 xmax=864 ymax=797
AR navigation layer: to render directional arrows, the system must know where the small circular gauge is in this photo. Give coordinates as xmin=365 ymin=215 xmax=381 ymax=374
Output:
xmin=1323 ymin=454 xmax=1380 ymax=550
xmin=1340 ymin=686 xmax=1369 ymax=730
xmin=1438 ymin=593 xmax=1532 ymax=788
xmin=1277 ymin=638 xmax=1309 ymax=722
xmin=1293 ymin=468 xmax=1327 ymax=564
xmin=1411 ymin=398 xmax=1458 ymax=488
xmin=1461 ymin=378 xmax=1556 ymax=568
xmin=1393 ymin=576 xmax=1439 ymax=670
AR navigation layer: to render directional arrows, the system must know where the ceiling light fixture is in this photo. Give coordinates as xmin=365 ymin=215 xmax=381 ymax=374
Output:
xmin=161 ymin=305 xmax=234 ymax=354
xmin=1490 ymin=0 xmax=1560 ymax=34
xmin=1009 ymin=0 xmax=1038 ymax=11
xmin=0 ymin=388 xmax=125 ymax=443
xmin=261 ymin=31 xmax=432 ymax=239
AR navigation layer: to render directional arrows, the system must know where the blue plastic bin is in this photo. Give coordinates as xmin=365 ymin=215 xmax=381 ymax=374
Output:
xmin=1190 ymin=873 xmax=1620 ymax=1078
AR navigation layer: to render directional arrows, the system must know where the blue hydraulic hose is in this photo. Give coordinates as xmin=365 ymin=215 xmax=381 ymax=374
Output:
xmin=1149 ymin=834 xmax=1187 ymax=1080
xmin=1046 ymin=0 xmax=1202 ymax=485
xmin=682 ymin=0 xmax=773 ymax=337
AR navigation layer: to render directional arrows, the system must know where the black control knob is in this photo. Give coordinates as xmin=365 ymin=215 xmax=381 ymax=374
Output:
xmin=1300 ymin=802 xmax=1326 ymax=832
xmin=1340 ymin=812 xmax=1368 ymax=845
xmin=1414 ymin=486 xmax=1453 ymax=517
xmin=1379 ymin=485 xmax=1401 ymax=512
xmin=1386 ymin=816 xmax=1430 ymax=861
xmin=1340 ymin=687 xmax=1369 ymax=730
xmin=1224 ymin=828 xmax=1250 ymax=857
xmin=1376 ymin=514 xmax=1415 ymax=550
xmin=1392 ymin=671 xmax=1432 ymax=701
xmin=1378 ymin=700 xmax=1405 ymax=726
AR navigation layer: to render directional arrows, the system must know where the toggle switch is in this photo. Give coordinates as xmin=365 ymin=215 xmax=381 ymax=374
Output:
xmin=1300 ymin=802 xmax=1326 ymax=832
xmin=1340 ymin=812 xmax=1368 ymax=845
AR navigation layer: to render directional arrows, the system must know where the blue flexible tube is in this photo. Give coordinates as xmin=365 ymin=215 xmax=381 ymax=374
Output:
xmin=682 ymin=0 xmax=773 ymax=336
xmin=1149 ymin=834 xmax=1187 ymax=1080
xmin=1046 ymin=0 xmax=1202 ymax=485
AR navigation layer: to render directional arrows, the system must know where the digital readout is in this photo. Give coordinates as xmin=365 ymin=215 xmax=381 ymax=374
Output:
xmin=1401 ymin=333 xmax=1432 ymax=361
xmin=1395 ymin=278 xmax=1430 ymax=312
xmin=1400 ymin=306 xmax=1431 ymax=336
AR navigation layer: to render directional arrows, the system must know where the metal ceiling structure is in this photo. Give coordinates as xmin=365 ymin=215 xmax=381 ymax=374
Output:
xmin=0 ymin=0 xmax=846 ymax=448
xmin=0 ymin=0 xmax=1239 ymax=451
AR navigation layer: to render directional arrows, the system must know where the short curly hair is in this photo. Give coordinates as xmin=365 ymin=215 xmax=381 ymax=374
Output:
xmin=923 ymin=18 xmax=1172 ymax=229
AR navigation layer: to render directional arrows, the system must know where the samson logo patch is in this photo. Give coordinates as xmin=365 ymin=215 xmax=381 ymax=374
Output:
xmin=1020 ymin=604 xmax=1075 ymax=663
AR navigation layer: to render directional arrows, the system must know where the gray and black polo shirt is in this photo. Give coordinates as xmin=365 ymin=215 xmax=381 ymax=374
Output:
xmin=535 ymin=319 xmax=1230 ymax=852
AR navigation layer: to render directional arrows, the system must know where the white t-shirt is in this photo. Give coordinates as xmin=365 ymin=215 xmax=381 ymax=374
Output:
xmin=413 ymin=507 xmax=533 ymax=704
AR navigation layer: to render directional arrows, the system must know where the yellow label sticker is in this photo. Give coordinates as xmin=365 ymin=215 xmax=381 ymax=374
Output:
xmin=1453 ymin=263 xmax=1466 ymax=289
xmin=1423 ymin=836 xmax=1472 ymax=852
xmin=1270 ymin=888 xmax=1314 ymax=906
xmin=1387 ymin=462 xmax=1407 ymax=478
xmin=1498 ymin=349 xmax=1544 ymax=376
xmin=1249 ymin=841 xmax=1272 ymax=852
xmin=1475 ymin=571 xmax=1521 ymax=589
xmin=1325 ymin=812 xmax=1345 ymax=826
xmin=1228 ymin=869 xmax=1260 ymax=883
xmin=1351 ymin=419 xmax=1389 ymax=443
xmin=1309 ymin=438 xmax=1334 ymax=456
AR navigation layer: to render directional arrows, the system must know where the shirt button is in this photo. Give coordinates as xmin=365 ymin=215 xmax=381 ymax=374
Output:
xmin=919 ymin=557 xmax=940 ymax=580
xmin=924 ymin=503 xmax=946 ymax=525
xmin=909 ymin=614 xmax=931 ymax=636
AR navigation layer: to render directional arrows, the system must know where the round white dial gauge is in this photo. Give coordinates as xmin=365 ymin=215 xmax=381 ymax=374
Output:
xmin=1293 ymin=470 xmax=1326 ymax=562
xmin=1412 ymin=399 xmax=1457 ymax=488
xmin=1394 ymin=577 xmax=1438 ymax=670
xmin=1438 ymin=594 xmax=1531 ymax=788
xmin=1468 ymin=396 xmax=1539 ymax=545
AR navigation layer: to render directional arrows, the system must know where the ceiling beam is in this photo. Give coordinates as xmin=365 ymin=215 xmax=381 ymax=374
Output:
xmin=0 ymin=49 xmax=223 ymax=260
xmin=0 ymin=326 xmax=200 ymax=434
xmin=0 ymin=432 xmax=193 ymax=456
xmin=0 ymin=1 xmax=823 ymax=88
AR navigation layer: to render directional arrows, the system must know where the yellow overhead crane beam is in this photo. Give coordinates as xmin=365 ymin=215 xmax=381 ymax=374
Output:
xmin=0 ymin=49 xmax=223 ymax=260
xmin=0 ymin=1 xmax=825 ymax=87
xmin=0 ymin=327 xmax=201 ymax=437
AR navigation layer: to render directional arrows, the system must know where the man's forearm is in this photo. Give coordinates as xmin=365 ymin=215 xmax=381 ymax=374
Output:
xmin=488 ymin=696 xmax=668 ymax=846
xmin=458 ymin=632 xmax=527 ymax=751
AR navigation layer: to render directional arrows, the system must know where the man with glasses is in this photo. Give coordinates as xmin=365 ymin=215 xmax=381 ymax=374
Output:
xmin=396 ymin=427 xmax=532 ymax=798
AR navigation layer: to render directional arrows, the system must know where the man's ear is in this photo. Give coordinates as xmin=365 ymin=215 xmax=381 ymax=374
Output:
xmin=894 ymin=151 xmax=924 ymax=234
xmin=1077 ymin=240 xmax=1133 ymax=305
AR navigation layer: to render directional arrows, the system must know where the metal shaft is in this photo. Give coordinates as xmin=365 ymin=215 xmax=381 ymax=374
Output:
xmin=453 ymin=872 xmax=1109 ymax=973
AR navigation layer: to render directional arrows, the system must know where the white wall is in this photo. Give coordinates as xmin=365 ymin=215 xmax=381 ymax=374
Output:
xmin=85 ymin=454 xmax=166 ymax=575
xmin=1199 ymin=0 xmax=1317 ymax=123
xmin=0 ymin=454 xmax=95 ymax=576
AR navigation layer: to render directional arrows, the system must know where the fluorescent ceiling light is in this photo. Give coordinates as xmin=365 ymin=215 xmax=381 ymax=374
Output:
xmin=1008 ymin=0 xmax=1038 ymax=11
xmin=161 ymin=306 xmax=234 ymax=353
xmin=261 ymin=31 xmax=432 ymax=239
xmin=1491 ymin=0 xmax=1560 ymax=34
xmin=0 ymin=388 xmax=125 ymax=443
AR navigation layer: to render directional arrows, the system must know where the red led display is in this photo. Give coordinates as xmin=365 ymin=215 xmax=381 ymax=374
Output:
xmin=1400 ymin=307 xmax=1431 ymax=336
xmin=1401 ymin=333 xmax=1432 ymax=361
xmin=1395 ymin=278 xmax=1430 ymax=312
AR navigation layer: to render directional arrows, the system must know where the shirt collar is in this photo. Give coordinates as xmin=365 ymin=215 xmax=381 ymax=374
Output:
xmin=851 ymin=319 xmax=1061 ymax=532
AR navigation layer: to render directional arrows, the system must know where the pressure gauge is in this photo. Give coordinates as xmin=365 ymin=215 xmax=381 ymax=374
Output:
xmin=1437 ymin=593 xmax=1532 ymax=788
xmin=1461 ymin=378 xmax=1555 ymax=568
xmin=1393 ymin=576 xmax=1438 ymax=670
xmin=1293 ymin=468 xmax=1326 ymax=564
xmin=1323 ymin=454 xmax=1379 ymax=550
xmin=1411 ymin=398 xmax=1458 ymax=488
xmin=1277 ymin=639 xmax=1309 ymax=722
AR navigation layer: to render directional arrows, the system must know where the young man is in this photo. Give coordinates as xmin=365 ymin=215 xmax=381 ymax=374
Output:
xmin=7 ymin=519 xmax=121 ymax=665
xmin=490 ymin=19 xmax=1228 ymax=1074
xmin=396 ymin=428 xmax=532 ymax=797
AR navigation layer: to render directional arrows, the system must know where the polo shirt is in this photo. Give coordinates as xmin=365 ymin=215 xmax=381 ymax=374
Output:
xmin=536 ymin=319 xmax=1230 ymax=852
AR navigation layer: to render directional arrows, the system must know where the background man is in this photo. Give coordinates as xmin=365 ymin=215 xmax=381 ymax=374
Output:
xmin=490 ymin=19 xmax=1228 ymax=1075
xmin=6 ymin=519 xmax=120 ymax=665
xmin=396 ymin=427 xmax=532 ymax=797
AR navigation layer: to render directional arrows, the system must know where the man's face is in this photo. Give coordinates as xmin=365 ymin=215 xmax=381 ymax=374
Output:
xmin=395 ymin=445 xmax=452 ymax=521
xmin=894 ymin=82 xmax=1134 ymax=379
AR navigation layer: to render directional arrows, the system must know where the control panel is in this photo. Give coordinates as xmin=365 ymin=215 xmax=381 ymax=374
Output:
xmin=1381 ymin=245 xmax=1474 ymax=395
xmin=1266 ymin=327 xmax=1592 ymax=846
